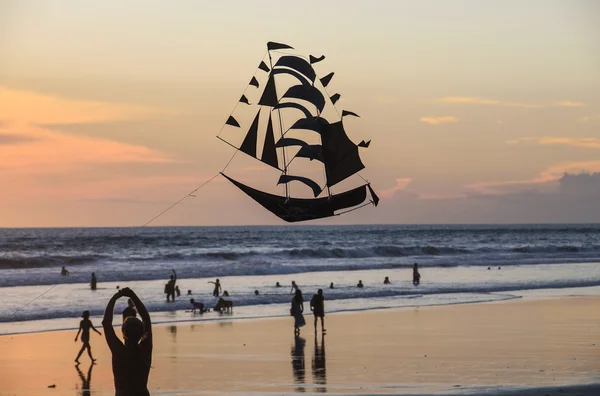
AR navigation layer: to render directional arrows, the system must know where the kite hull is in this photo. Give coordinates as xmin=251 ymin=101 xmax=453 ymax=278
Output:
xmin=221 ymin=173 xmax=371 ymax=222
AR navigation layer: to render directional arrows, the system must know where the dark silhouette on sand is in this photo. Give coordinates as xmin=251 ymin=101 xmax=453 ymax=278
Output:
xmin=209 ymin=278 xmax=222 ymax=297
xmin=90 ymin=273 xmax=97 ymax=290
xmin=165 ymin=270 xmax=177 ymax=302
xmin=413 ymin=263 xmax=421 ymax=286
xmin=276 ymin=282 xmax=281 ymax=288
xmin=357 ymin=280 xmax=364 ymax=288
xmin=103 ymin=287 xmax=152 ymax=396
xmin=291 ymin=289 xmax=305 ymax=337
xmin=291 ymin=336 xmax=306 ymax=392
xmin=75 ymin=310 xmax=101 ymax=364
xmin=312 ymin=334 xmax=326 ymax=392
xmin=310 ymin=289 xmax=326 ymax=333
xmin=384 ymin=276 xmax=391 ymax=284
xmin=75 ymin=362 xmax=94 ymax=396
xmin=122 ymin=298 xmax=137 ymax=320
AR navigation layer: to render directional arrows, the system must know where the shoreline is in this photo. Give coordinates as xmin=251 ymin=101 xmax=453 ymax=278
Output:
xmin=3 ymin=284 xmax=600 ymax=336
xmin=2 ymin=294 xmax=599 ymax=395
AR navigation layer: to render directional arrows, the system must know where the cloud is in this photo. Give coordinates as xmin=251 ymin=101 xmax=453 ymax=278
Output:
xmin=379 ymin=178 xmax=412 ymax=198
xmin=438 ymin=97 xmax=585 ymax=109
xmin=0 ymin=86 xmax=178 ymax=125
xmin=555 ymin=101 xmax=585 ymax=108
xmin=0 ymin=133 xmax=39 ymax=145
xmin=507 ymin=137 xmax=600 ymax=149
xmin=465 ymin=160 xmax=600 ymax=195
xmin=419 ymin=116 xmax=458 ymax=125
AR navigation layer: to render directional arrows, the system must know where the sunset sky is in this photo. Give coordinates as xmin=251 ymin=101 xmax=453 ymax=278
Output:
xmin=1 ymin=0 xmax=599 ymax=226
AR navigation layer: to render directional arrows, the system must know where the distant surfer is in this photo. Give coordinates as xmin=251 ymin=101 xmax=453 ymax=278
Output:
xmin=90 ymin=273 xmax=97 ymax=291
xmin=413 ymin=263 xmax=421 ymax=286
xmin=165 ymin=269 xmax=177 ymax=302
xmin=357 ymin=280 xmax=364 ymax=288
xmin=329 ymin=282 xmax=334 ymax=289
xmin=310 ymin=289 xmax=326 ymax=333
xmin=208 ymin=279 xmax=222 ymax=297
xmin=290 ymin=281 xmax=299 ymax=294
xmin=383 ymin=276 xmax=391 ymax=285
xmin=122 ymin=298 xmax=137 ymax=320
xmin=74 ymin=310 xmax=102 ymax=364
xmin=61 ymin=266 xmax=69 ymax=276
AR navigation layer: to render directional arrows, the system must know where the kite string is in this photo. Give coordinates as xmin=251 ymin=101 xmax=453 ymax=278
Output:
xmin=10 ymin=150 xmax=239 ymax=317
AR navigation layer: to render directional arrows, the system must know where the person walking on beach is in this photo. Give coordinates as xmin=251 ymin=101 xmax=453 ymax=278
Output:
xmin=90 ymin=273 xmax=97 ymax=291
xmin=103 ymin=287 xmax=152 ymax=396
xmin=291 ymin=289 xmax=306 ymax=337
xmin=74 ymin=310 xmax=102 ymax=364
xmin=310 ymin=289 xmax=326 ymax=333
xmin=165 ymin=269 xmax=177 ymax=302
xmin=122 ymin=298 xmax=137 ymax=320
xmin=413 ymin=263 xmax=421 ymax=286
xmin=208 ymin=278 xmax=222 ymax=297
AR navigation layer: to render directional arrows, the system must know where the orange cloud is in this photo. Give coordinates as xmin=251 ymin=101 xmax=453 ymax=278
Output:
xmin=379 ymin=178 xmax=412 ymax=198
xmin=438 ymin=97 xmax=585 ymax=109
xmin=506 ymin=137 xmax=600 ymax=149
xmin=420 ymin=116 xmax=458 ymax=125
xmin=465 ymin=160 xmax=600 ymax=195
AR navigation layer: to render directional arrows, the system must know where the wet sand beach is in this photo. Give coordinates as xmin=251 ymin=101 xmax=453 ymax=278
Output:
xmin=1 ymin=296 xmax=599 ymax=395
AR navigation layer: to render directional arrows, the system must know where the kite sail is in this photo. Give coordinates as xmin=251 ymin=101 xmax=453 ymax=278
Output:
xmin=217 ymin=41 xmax=378 ymax=222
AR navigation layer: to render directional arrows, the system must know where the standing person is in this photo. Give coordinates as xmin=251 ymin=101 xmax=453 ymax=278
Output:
xmin=102 ymin=287 xmax=152 ymax=396
xmin=383 ymin=276 xmax=391 ymax=285
xmin=61 ymin=266 xmax=69 ymax=276
xmin=310 ymin=289 xmax=326 ymax=333
xmin=175 ymin=286 xmax=181 ymax=297
xmin=291 ymin=289 xmax=306 ymax=337
xmin=90 ymin=273 xmax=97 ymax=291
xmin=165 ymin=269 xmax=177 ymax=302
xmin=413 ymin=263 xmax=421 ymax=286
xmin=122 ymin=298 xmax=137 ymax=320
xmin=290 ymin=281 xmax=299 ymax=294
xmin=357 ymin=280 xmax=364 ymax=288
xmin=74 ymin=310 xmax=102 ymax=364
xmin=208 ymin=278 xmax=222 ymax=297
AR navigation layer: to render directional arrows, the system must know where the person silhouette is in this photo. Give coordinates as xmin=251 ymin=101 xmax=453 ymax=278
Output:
xmin=208 ymin=278 xmax=222 ymax=297
xmin=276 ymin=282 xmax=282 ymax=288
xmin=90 ymin=273 xmax=97 ymax=291
xmin=357 ymin=280 xmax=364 ymax=288
xmin=383 ymin=276 xmax=391 ymax=285
xmin=165 ymin=270 xmax=177 ymax=302
xmin=102 ymin=287 xmax=152 ymax=396
xmin=75 ymin=310 xmax=101 ymax=364
xmin=329 ymin=282 xmax=334 ymax=289
xmin=175 ymin=286 xmax=181 ymax=297
xmin=290 ymin=281 xmax=299 ymax=294
xmin=75 ymin=362 xmax=94 ymax=396
xmin=413 ymin=263 xmax=421 ymax=286
xmin=61 ymin=266 xmax=69 ymax=276
xmin=310 ymin=289 xmax=326 ymax=333
xmin=122 ymin=298 xmax=137 ymax=320
xmin=291 ymin=289 xmax=305 ymax=337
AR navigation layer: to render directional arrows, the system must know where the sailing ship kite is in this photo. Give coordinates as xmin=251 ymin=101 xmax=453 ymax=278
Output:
xmin=217 ymin=41 xmax=379 ymax=222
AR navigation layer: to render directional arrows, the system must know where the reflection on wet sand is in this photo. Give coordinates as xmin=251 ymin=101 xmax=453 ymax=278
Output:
xmin=291 ymin=336 xmax=306 ymax=392
xmin=312 ymin=334 xmax=326 ymax=392
xmin=75 ymin=362 xmax=93 ymax=396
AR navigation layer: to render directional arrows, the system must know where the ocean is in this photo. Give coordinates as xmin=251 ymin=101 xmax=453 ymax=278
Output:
xmin=1 ymin=224 xmax=599 ymax=334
